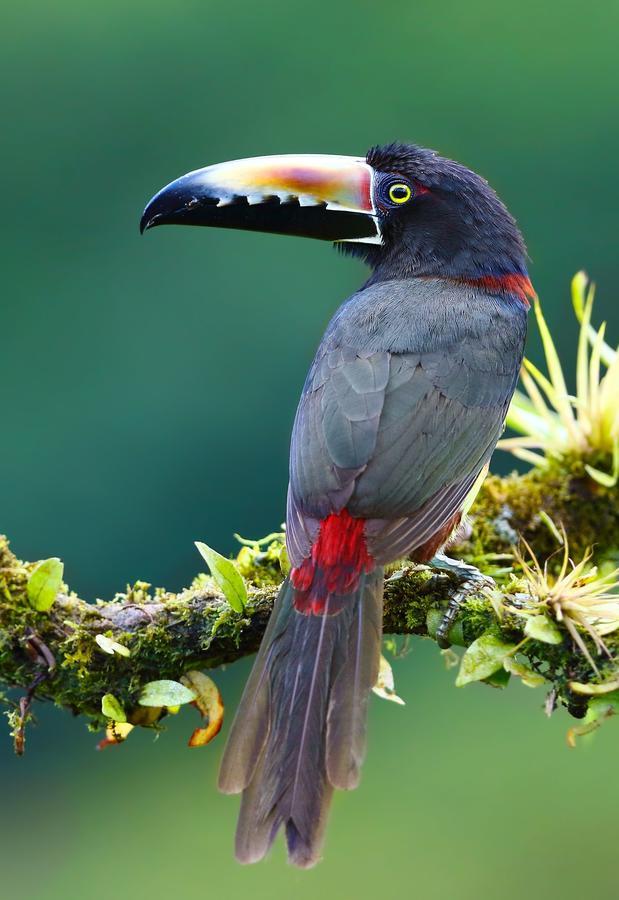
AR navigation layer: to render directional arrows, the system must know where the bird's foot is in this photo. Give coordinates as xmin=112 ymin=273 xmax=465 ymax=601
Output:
xmin=429 ymin=554 xmax=494 ymax=648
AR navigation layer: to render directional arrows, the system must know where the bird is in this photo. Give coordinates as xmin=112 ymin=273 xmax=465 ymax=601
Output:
xmin=141 ymin=143 xmax=532 ymax=868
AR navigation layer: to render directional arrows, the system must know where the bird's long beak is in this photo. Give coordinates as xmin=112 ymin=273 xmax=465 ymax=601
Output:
xmin=140 ymin=154 xmax=380 ymax=243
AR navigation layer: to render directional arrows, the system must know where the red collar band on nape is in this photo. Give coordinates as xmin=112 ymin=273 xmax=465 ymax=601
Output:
xmin=464 ymin=273 xmax=535 ymax=307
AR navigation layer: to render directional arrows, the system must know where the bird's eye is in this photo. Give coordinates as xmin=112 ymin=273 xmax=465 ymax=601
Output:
xmin=388 ymin=183 xmax=412 ymax=204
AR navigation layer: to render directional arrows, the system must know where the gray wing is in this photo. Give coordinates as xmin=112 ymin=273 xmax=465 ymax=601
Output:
xmin=287 ymin=346 xmax=390 ymax=565
xmin=288 ymin=329 xmax=522 ymax=567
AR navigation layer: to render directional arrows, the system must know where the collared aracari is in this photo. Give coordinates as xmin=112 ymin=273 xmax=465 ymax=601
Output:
xmin=141 ymin=143 xmax=532 ymax=867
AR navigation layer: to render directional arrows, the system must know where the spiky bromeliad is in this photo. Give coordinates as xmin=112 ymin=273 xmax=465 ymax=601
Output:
xmin=141 ymin=143 xmax=533 ymax=867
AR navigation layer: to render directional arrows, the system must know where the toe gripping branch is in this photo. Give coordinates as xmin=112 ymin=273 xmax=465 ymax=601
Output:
xmin=430 ymin=554 xmax=494 ymax=648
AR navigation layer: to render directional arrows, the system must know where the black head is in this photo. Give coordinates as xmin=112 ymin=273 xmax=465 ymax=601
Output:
xmin=346 ymin=142 xmax=528 ymax=284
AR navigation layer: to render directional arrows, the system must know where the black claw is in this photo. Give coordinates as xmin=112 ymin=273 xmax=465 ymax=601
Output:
xmin=436 ymin=632 xmax=452 ymax=650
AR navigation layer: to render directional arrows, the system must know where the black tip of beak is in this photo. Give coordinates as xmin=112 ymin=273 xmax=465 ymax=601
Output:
xmin=140 ymin=190 xmax=162 ymax=234
xmin=140 ymin=210 xmax=166 ymax=234
xmin=139 ymin=213 xmax=153 ymax=234
xmin=139 ymin=202 xmax=174 ymax=235
xmin=140 ymin=171 xmax=208 ymax=235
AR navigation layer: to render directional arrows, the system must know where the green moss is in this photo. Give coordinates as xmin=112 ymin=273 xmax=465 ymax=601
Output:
xmin=1 ymin=447 xmax=618 ymax=749
xmin=235 ymin=537 xmax=287 ymax=587
xmin=460 ymin=595 xmax=496 ymax=643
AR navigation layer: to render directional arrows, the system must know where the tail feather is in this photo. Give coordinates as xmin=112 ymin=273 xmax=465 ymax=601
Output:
xmin=218 ymin=570 xmax=384 ymax=867
xmin=326 ymin=570 xmax=383 ymax=789
xmin=217 ymin=585 xmax=293 ymax=794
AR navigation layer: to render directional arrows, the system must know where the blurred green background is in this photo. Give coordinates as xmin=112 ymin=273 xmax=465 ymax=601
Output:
xmin=2 ymin=0 xmax=618 ymax=897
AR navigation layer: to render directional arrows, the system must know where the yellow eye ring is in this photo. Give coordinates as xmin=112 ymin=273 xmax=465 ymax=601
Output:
xmin=388 ymin=183 xmax=412 ymax=204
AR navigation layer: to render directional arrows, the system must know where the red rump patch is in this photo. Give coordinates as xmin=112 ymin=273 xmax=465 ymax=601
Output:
xmin=291 ymin=509 xmax=374 ymax=615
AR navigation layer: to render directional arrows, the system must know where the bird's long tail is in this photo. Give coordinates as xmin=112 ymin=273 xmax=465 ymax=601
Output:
xmin=218 ymin=568 xmax=383 ymax=867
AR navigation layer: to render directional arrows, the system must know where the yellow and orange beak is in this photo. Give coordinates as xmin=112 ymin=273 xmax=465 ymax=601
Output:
xmin=140 ymin=154 xmax=380 ymax=243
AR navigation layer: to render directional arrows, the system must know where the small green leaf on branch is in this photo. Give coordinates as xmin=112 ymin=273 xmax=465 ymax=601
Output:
xmin=456 ymin=632 xmax=517 ymax=687
xmin=524 ymin=615 xmax=563 ymax=644
xmin=27 ymin=558 xmax=64 ymax=612
xmin=139 ymin=680 xmax=196 ymax=708
xmin=101 ymin=693 xmax=127 ymax=722
xmin=195 ymin=541 xmax=247 ymax=612
xmin=503 ymin=657 xmax=545 ymax=687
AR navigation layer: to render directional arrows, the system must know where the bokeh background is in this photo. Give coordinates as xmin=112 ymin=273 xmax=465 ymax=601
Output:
xmin=2 ymin=1 xmax=619 ymax=897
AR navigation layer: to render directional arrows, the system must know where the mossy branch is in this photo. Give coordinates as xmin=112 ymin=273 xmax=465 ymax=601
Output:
xmin=1 ymin=456 xmax=618 ymax=751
